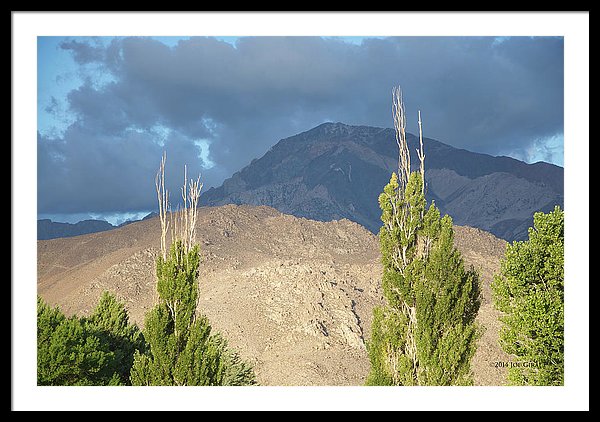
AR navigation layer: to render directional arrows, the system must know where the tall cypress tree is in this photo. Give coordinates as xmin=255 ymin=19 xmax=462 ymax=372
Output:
xmin=130 ymin=154 xmax=255 ymax=386
xmin=366 ymin=88 xmax=481 ymax=386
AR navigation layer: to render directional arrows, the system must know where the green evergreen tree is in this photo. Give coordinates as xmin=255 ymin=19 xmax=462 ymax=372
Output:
xmin=492 ymin=206 xmax=564 ymax=385
xmin=366 ymin=87 xmax=480 ymax=386
xmin=130 ymin=154 xmax=255 ymax=386
xmin=366 ymin=173 xmax=481 ymax=385
xmin=37 ymin=296 xmax=119 ymax=385
xmin=38 ymin=293 xmax=144 ymax=385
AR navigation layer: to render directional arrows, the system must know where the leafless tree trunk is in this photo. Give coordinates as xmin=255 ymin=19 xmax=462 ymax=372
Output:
xmin=155 ymin=152 xmax=170 ymax=261
xmin=392 ymin=86 xmax=411 ymax=193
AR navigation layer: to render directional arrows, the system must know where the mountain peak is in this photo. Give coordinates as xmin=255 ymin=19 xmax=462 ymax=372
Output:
xmin=301 ymin=121 xmax=354 ymax=138
xmin=202 ymin=123 xmax=563 ymax=242
xmin=302 ymin=122 xmax=388 ymax=141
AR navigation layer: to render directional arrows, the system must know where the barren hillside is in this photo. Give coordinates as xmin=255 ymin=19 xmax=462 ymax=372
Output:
xmin=38 ymin=204 xmax=510 ymax=386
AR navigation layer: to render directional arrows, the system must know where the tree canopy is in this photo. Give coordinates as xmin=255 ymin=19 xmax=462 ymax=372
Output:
xmin=492 ymin=206 xmax=564 ymax=385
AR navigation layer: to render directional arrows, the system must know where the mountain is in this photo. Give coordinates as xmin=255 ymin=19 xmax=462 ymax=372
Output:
xmin=202 ymin=122 xmax=563 ymax=241
xmin=38 ymin=204 xmax=510 ymax=386
xmin=38 ymin=212 xmax=158 ymax=240
xmin=37 ymin=219 xmax=116 ymax=240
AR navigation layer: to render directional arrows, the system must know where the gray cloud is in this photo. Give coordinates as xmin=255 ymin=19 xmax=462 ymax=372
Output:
xmin=60 ymin=39 xmax=106 ymax=64
xmin=38 ymin=36 xmax=563 ymax=217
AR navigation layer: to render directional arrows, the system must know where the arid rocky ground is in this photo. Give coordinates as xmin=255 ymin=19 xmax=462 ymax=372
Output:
xmin=38 ymin=204 xmax=511 ymax=386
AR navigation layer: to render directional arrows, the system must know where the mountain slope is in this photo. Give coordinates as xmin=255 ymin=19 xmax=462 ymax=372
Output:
xmin=38 ymin=204 xmax=510 ymax=386
xmin=202 ymin=122 xmax=563 ymax=241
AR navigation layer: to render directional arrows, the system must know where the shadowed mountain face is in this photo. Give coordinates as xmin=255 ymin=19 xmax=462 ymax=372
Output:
xmin=202 ymin=122 xmax=563 ymax=241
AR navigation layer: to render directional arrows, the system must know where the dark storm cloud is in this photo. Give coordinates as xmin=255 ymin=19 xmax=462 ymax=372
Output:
xmin=38 ymin=36 xmax=563 ymax=216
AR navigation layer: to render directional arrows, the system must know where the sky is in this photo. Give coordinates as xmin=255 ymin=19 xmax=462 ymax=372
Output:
xmin=37 ymin=36 xmax=564 ymax=225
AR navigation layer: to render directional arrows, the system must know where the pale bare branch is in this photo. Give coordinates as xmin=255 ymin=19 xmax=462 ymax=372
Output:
xmin=417 ymin=110 xmax=425 ymax=197
xmin=173 ymin=164 xmax=203 ymax=253
xmin=156 ymin=153 xmax=204 ymax=257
